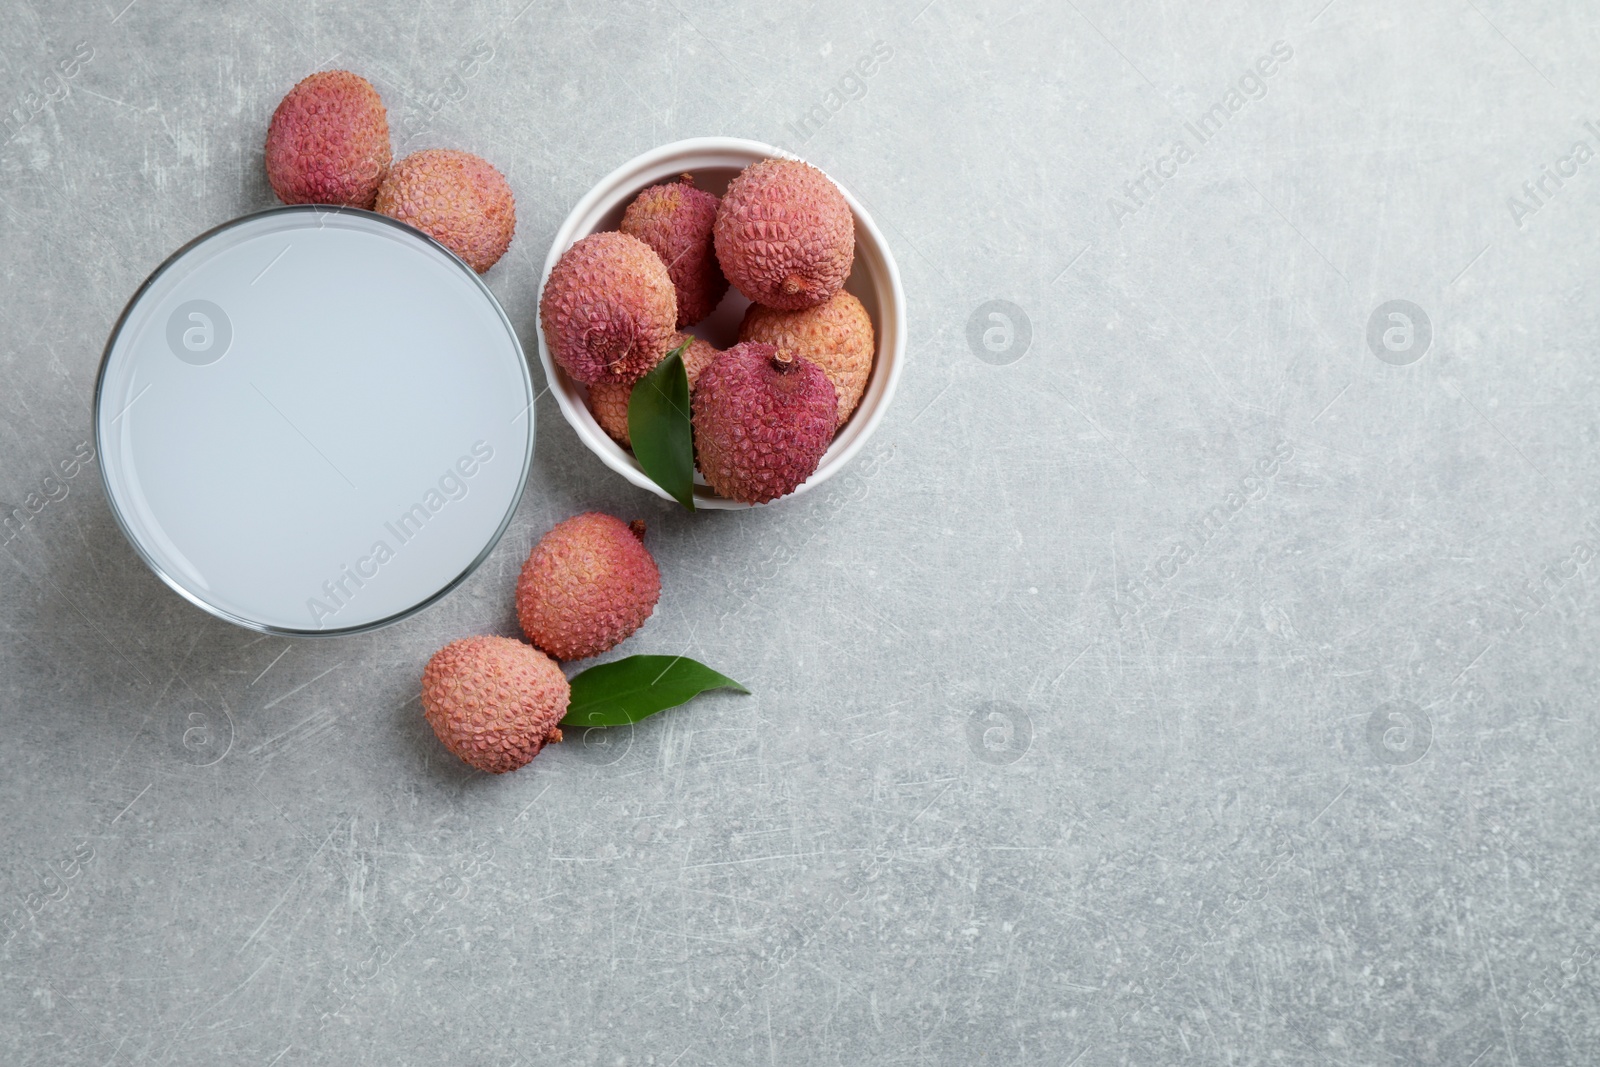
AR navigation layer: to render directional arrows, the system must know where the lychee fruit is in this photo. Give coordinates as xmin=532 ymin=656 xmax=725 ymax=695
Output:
xmin=586 ymin=333 xmax=721 ymax=448
xmin=516 ymin=513 xmax=662 ymax=661
xmin=540 ymin=232 xmax=677 ymax=386
xmin=620 ymin=174 xmax=729 ymax=327
xmin=713 ymin=159 xmax=854 ymax=311
xmin=375 ymin=149 xmax=516 ymax=273
xmin=421 ymin=636 xmax=569 ymax=774
xmin=692 ymin=341 xmax=837 ymax=504
xmin=265 ymin=71 xmax=392 ymax=208
xmin=738 ymin=291 xmax=875 ymax=430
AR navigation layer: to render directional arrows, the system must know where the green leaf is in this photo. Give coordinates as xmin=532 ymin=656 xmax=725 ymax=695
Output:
xmin=629 ymin=343 xmax=695 ymax=510
xmin=561 ymin=655 xmax=749 ymax=728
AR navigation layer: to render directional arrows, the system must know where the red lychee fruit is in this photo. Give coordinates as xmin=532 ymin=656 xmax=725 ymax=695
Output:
xmin=421 ymin=636 xmax=568 ymax=774
xmin=516 ymin=513 xmax=662 ymax=661
xmin=692 ymin=341 xmax=837 ymax=504
xmin=713 ymin=158 xmax=854 ymax=310
xmin=375 ymin=149 xmax=516 ymax=273
xmin=738 ymin=291 xmax=875 ymax=430
xmin=540 ymin=232 xmax=677 ymax=386
xmin=620 ymin=173 xmax=729 ymax=327
xmin=266 ymin=70 xmax=392 ymax=209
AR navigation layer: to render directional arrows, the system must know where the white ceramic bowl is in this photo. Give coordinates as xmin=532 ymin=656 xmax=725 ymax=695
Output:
xmin=536 ymin=137 xmax=905 ymax=509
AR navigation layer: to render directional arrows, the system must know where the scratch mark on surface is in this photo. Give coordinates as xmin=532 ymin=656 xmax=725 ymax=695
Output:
xmin=261 ymin=661 xmax=344 ymax=711
xmin=109 ymin=781 xmax=152 ymax=825
xmin=1049 ymin=644 xmax=1092 ymax=688
xmin=1449 ymin=643 xmax=1494 ymax=690
xmin=906 ymin=380 xmax=953 ymax=427
xmin=248 ymin=707 xmax=340 ymax=756
xmin=1447 ymin=242 xmax=1492 ymax=288
xmin=250 ymin=645 xmax=292 ymax=686
xmin=1051 ymin=245 xmax=1091 ymax=284
xmin=236 ymin=823 xmax=339 ymax=956
xmin=908 ymin=779 xmax=955 ymax=825
xmin=1481 ymin=946 xmax=1520 ymax=1067
xmin=7 ymin=558 xmax=154 ymax=684
xmin=1305 ymin=780 xmax=1348 ymax=827
xmin=514 ymin=784 xmax=551 ymax=821
xmin=75 ymin=86 xmax=144 ymax=112
xmin=1310 ymin=382 xmax=1349 ymax=423
xmin=157 ymin=950 xmax=275 ymax=1061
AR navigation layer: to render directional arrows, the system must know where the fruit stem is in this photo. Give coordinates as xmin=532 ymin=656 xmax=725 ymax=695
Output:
xmin=770 ymin=350 xmax=797 ymax=374
xmin=628 ymin=519 xmax=647 ymax=541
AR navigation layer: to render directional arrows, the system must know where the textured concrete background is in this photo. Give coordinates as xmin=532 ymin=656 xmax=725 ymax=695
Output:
xmin=3 ymin=0 xmax=1600 ymax=1063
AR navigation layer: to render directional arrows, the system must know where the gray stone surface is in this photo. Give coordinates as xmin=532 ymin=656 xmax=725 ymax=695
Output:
xmin=3 ymin=0 xmax=1599 ymax=1063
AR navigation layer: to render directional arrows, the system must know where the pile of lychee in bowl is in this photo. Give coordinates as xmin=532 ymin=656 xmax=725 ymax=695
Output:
xmin=539 ymin=137 xmax=904 ymax=509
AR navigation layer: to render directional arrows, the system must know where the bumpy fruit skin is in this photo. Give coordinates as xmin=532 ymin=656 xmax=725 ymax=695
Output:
xmin=713 ymin=159 xmax=854 ymax=310
xmin=692 ymin=342 xmax=837 ymax=504
xmin=517 ymin=513 xmax=662 ymax=661
xmin=375 ymin=149 xmax=516 ymax=273
xmin=738 ymin=291 xmax=874 ymax=429
xmin=620 ymin=174 xmax=729 ymax=327
xmin=266 ymin=71 xmax=391 ymax=208
xmin=540 ymin=232 xmax=677 ymax=386
xmin=587 ymin=333 xmax=720 ymax=448
xmin=421 ymin=636 xmax=568 ymax=774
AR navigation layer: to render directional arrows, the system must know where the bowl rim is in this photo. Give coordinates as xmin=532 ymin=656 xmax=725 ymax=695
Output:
xmin=535 ymin=136 xmax=906 ymax=510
